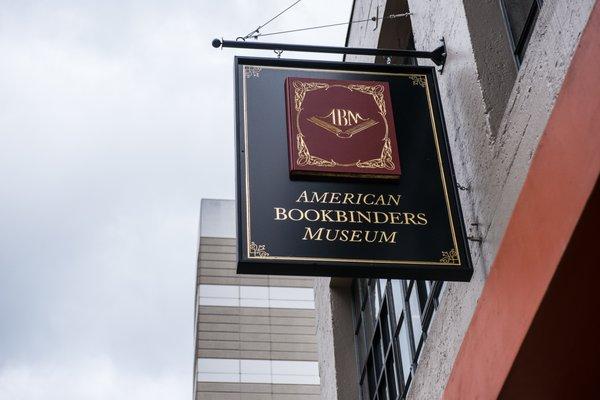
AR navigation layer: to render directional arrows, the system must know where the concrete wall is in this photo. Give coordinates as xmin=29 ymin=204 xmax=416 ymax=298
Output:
xmin=314 ymin=278 xmax=359 ymax=400
xmin=314 ymin=2 xmax=390 ymax=399
xmin=315 ymin=0 xmax=597 ymax=399
xmin=345 ymin=0 xmax=385 ymax=63
xmin=406 ymin=1 xmax=595 ymax=397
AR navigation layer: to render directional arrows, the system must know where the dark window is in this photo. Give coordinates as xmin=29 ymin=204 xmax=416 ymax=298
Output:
xmin=500 ymin=0 xmax=543 ymax=65
xmin=374 ymin=0 xmax=416 ymax=66
xmin=352 ymin=279 xmax=444 ymax=399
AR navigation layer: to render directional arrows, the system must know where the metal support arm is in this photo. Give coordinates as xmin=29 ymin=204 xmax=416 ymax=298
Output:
xmin=212 ymin=38 xmax=447 ymax=69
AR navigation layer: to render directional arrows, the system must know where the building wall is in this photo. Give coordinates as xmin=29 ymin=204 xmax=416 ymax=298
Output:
xmin=194 ymin=200 xmax=321 ymax=400
xmin=444 ymin=6 xmax=600 ymax=394
xmin=315 ymin=1 xmax=597 ymax=399
xmin=314 ymin=278 xmax=358 ymax=400
xmin=405 ymin=1 xmax=595 ymax=398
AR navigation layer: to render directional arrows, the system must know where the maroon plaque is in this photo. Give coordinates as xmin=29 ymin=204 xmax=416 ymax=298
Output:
xmin=285 ymin=77 xmax=401 ymax=179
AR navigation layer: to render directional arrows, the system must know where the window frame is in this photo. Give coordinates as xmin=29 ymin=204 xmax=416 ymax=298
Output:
xmin=500 ymin=0 xmax=544 ymax=66
xmin=352 ymin=279 xmax=444 ymax=400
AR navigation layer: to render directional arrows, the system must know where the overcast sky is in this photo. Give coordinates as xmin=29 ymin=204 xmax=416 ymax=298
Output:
xmin=0 ymin=1 xmax=352 ymax=398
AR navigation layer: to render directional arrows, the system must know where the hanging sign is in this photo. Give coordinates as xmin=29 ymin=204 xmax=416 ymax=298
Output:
xmin=235 ymin=57 xmax=473 ymax=281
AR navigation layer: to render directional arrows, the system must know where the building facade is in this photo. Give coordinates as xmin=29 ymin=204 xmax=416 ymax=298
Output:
xmin=316 ymin=0 xmax=600 ymax=399
xmin=195 ymin=1 xmax=599 ymax=398
xmin=193 ymin=199 xmax=321 ymax=399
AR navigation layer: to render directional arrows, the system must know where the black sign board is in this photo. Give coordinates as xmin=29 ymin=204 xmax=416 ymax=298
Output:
xmin=235 ymin=57 xmax=473 ymax=281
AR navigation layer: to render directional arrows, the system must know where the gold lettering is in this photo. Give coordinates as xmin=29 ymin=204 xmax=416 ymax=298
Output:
xmin=373 ymin=211 xmax=389 ymax=224
xmin=295 ymin=191 xmax=403 ymax=206
xmin=342 ymin=192 xmax=355 ymax=205
xmin=325 ymin=108 xmax=366 ymax=126
xmin=275 ymin=205 xmax=425 ymax=228
xmin=325 ymin=109 xmax=337 ymax=126
xmin=356 ymin=211 xmax=371 ymax=223
xmin=374 ymin=195 xmax=386 ymax=206
xmin=303 ymin=226 xmax=324 ymax=241
xmin=288 ymin=209 xmax=303 ymax=221
xmin=379 ymin=231 xmax=397 ymax=244
xmin=295 ymin=191 xmax=308 ymax=203
xmin=347 ymin=110 xmax=366 ymax=125
xmin=329 ymin=192 xmax=341 ymax=204
xmin=325 ymin=229 xmax=339 ymax=241
xmin=304 ymin=209 xmax=320 ymax=222
xmin=274 ymin=207 xmax=287 ymax=220
xmin=417 ymin=213 xmax=428 ymax=225
xmin=310 ymin=192 xmax=329 ymax=203
xmin=339 ymin=230 xmax=349 ymax=242
xmin=301 ymin=228 xmax=398 ymax=244
xmin=320 ymin=209 xmax=334 ymax=222
xmin=350 ymin=230 xmax=362 ymax=242
xmin=348 ymin=210 xmax=356 ymax=223
xmin=364 ymin=230 xmax=378 ymax=243
xmin=387 ymin=195 xmax=401 ymax=207
xmin=337 ymin=109 xmax=348 ymax=126
xmin=404 ymin=212 xmax=417 ymax=225
xmin=389 ymin=212 xmax=402 ymax=224
xmin=335 ymin=210 xmax=348 ymax=223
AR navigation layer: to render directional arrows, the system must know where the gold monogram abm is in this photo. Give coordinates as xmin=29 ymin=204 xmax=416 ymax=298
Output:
xmin=307 ymin=108 xmax=379 ymax=139
xmin=293 ymin=81 xmax=395 ymax=170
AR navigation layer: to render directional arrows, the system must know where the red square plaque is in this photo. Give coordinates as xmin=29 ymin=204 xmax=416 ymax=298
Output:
xmin=285 ymin=77 xmax=400 ymax=179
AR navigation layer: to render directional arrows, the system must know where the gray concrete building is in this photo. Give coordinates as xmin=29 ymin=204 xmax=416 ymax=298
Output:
xmin=316 ymin=0 xmax=599 ymax=399
xmin=193 ymin=199 xmax=321 ymax=400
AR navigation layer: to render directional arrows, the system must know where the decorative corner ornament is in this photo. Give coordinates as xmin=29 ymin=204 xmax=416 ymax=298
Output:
xmin=409 ymin=75 xmax=427 ymax=87
xmin=249 ymin=241 xmax=270 ymax=258
xmin=244 ymin=66 xmax=262 ymax=79
xmin=440 ymin=248 xmax=459 ymax=264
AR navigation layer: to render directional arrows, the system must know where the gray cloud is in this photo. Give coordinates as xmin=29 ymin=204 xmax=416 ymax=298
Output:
xmin=0 ymin=0 xmax=352 ymax=398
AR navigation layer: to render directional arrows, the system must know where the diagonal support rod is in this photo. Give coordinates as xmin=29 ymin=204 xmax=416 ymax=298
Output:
xmin=212 ymin=38 xmax=447 ymax=68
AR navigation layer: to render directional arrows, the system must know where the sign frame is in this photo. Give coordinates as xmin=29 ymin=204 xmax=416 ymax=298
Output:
xmin=234 ymin=56 xmax=473 ymax=281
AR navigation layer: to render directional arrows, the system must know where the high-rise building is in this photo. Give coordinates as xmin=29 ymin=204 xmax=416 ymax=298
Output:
xmin=192 ymin=199 xmax=321 ymax=400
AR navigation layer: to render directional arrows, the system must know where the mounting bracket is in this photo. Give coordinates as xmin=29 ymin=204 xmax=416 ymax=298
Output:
xmin=212 ymin=38 xmax=447 ymax=72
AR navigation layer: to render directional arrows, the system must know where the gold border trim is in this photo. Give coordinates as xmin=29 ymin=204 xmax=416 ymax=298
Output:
xmin=242 ymin=65 xmax=461 ymax=266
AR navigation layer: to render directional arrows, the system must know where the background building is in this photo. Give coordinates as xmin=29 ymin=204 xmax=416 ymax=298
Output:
xmin=317 ymin=0 xmax=600 ymax=399
xmin=193 ymin=199 xmax=321 ymax=400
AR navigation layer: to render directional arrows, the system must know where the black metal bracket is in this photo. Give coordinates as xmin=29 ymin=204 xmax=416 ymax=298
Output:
xmin=435 ymin=37 xmax=447 ymax=74
xmin=212 ymin=38 xmax=447 ymax=71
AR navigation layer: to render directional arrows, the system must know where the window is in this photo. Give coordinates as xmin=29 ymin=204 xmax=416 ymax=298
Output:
xmin=500 ymin=0 xmax=543 ymax=64
xmin=196 ymin=358 xmax=320 ymax=385
xmin=373 ymin=0 xmax=416 ymax=66
xmin=198 ymin=284 xmax=315 ymax=309
xmin=352 ymin=279 xmax=444 ymax=399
